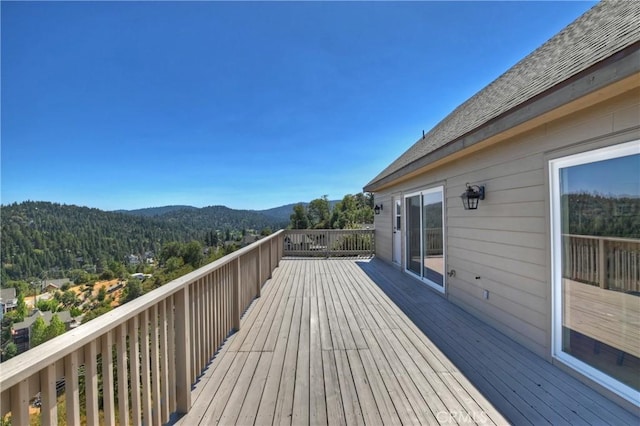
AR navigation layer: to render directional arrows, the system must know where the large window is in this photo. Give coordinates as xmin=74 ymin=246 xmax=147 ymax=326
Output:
xmin=550 ymin=141 xmax=640 ymax=404
xmin=405 ymin=187 xmax=445 ymax=292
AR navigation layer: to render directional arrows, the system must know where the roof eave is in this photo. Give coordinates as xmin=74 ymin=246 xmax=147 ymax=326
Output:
xmin=364 ymin=44 xmax=640 ymax=193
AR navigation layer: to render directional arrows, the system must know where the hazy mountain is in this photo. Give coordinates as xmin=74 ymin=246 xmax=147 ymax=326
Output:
xmin=115 ymin=205 xmax=198 ymax=217
xmin=118 ymin=202 xmax=339 ymax=224
xmin=255 ymin=203 xmax=308 ymax=222
xmin=255 ymin=201 xmax=340 ymax=222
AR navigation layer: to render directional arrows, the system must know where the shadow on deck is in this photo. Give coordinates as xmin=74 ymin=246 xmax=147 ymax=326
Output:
xmin=358 ymin=258 xmax=640 ymax=425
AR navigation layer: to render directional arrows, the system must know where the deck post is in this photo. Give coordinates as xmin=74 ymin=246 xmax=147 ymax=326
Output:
xmin=278 ymin=233 xmax=282 ymax=265
xmin=174 ymin=287 xmax=192 ymax=413
xmin=325 ymin=230 xmax=330 ymax=258
xmin=65 ymin=351 xmax=80 ymax=425
xmin=372 ymin=229 xmax=376 ymax=256
xmin=268 ymin=238 xmax=273 ymax=278
xmin=598 ymin=238 xmax=607 ymax=289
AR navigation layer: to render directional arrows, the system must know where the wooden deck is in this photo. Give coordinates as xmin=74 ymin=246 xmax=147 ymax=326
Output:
xmin=175 ymin=258 xmax=639 ymax=425
xmin=564 ymin=278 xmax=640 ymax=358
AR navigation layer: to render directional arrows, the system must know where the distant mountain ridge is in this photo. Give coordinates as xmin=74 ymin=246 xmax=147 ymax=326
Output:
xmin=117 ymin=201 xmax=339 ymax=223
xmin=114 ymin=205 xmax=198 ymax=217
xmin=253 ymin=203 xmax=310 ymax=222
xmin=1 ymin=201 xmax=295 ymax=281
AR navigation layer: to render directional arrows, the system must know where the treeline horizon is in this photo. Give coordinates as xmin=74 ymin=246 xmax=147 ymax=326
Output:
xmin=289 ymin=193 xmax=374 ymax=230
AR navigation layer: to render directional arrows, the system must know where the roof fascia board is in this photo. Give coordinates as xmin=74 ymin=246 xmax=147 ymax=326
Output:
xmin=364 ymin=45 xmax=640 ymax=193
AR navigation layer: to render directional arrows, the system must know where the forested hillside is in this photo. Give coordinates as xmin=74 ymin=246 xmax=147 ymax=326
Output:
xmin=289 ymin=194 xmax=374 ymax=229
xmin=566 ymin=193 xmax=640 ymax=238
xmin=1 ymin=201 xmax=287 ymax=281
xmin=151 ymin=205 xmax=287 ymax=231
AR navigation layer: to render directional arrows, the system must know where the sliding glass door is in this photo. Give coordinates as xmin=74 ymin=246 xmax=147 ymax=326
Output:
xmin=406 ymin=194 xmax=422 ymax=275
xmin=405 ymin=187 xmax=445 ymax=292
xmin=550 ymin=141 xmax=639 ymax=404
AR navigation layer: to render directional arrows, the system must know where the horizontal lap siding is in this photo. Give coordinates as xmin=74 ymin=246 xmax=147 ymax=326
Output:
xmin=446 ymin=156 xmax=549 ymax=356
xmin=372 ymin=89 xmax=640 ymax=357
xmin=373 ymin=194 xmax=393 ymax=263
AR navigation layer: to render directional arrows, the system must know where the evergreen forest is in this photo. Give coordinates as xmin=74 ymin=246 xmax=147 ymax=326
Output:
xmin=1 ymin=201 xmax=288 ymax=282
xmin=565 ymin=192 xmax=640 ymax=238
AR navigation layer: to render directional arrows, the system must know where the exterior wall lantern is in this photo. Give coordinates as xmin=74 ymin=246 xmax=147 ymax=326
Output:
xmin=374 ymin=204 xmax=383 ymax=215
xmin=460 ymin=183 xmax=485 ymax=210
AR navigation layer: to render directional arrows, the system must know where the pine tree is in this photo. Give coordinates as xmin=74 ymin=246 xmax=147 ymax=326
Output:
xmin=31 ymin=316 xmax=46 ymax=347
xmin=44 ymin=314 xmax=66 ymax=341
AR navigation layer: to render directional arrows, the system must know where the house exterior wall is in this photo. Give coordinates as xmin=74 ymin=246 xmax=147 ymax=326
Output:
xmin=373 ymin=193 xmax=394 ymax=262
xmin=372 ymin=88 xmax=640 ymax=359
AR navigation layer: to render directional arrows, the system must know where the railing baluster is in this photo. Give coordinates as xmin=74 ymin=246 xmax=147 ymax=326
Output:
xmin=141 ymin=309 xmax=152 ymax=425
xmin=196 ymin=279 xmax=203 ymax=373
xmin=224 ymin=266 xmax=229 ymax=340
xmin=102 ymin=331 xmax=116 ymax=426
xmin=233 ymin=257 xmax=241 ymax=331
xmin=65 ymin=351 xmax=80 ymax=426
xmin=174 ymin=287 xmax=192 ymax=413
xmin=10 ymin=379 xmax=29 ymax=425
xmin=129 ymin=315 xmax=142 ymax=425
xmin=40 ymin=364 xmax=57 ymax=425
xmin=258 ymin=245 xmax=263 ymax=297
xmin=190 ymin=283 xmax=197 ymax=381
xmin=200 ymin=278 xmax=207 ymax=369
xmin=204 ymin=277 xmax=211 ymax=360
xmin=85 ymin=340 xmax=99 ymax=425
xmin=151 ymin=304 xmax=162 ymax=426
xmin=167 ymin=295 xmax=177 ymax=414
xmin=159 ymin=299 xmax=170 ymax=424
xmin=116 ymin=323 xmax=130 ymax=426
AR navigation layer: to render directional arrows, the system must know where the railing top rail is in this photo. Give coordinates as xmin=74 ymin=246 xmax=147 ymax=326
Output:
xmin=562 ymin=233 xmax=640 ymax=243
xmin=0 ymin=230 xmax=284 ymax=390
xmin=284 ymin=228 xmax=374 ymax=233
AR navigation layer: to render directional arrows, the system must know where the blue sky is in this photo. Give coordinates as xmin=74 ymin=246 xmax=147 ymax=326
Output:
xmin=1 ymin=1 xmax=596 ymax=211
xmin=564 ymin=154 xmax=640 ymax=198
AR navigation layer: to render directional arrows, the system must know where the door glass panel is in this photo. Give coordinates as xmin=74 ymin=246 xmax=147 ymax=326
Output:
xmin=406 ymin=195 xmax=421 ymax=275
xmin=559 ymin=152 xmax=639 ymax=392
xmin=423 ymin=190 xmax=444 ymax=286
xmin=395 ymin=200 xmax=401 ymax=231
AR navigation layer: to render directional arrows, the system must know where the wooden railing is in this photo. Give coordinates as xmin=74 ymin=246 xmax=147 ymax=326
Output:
xmin=0 ymin=231 xmax=285 ymax=425
xmin=562 ymin=234 xmax=640 ymax=292
xmin=407 ymin=228 xmax=443 ymax=256
xmin=282 ymin=229 xmax=375 ymax=257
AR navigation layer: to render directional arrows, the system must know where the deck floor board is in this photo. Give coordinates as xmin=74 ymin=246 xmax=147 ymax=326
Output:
xmin=174 ymin=258 xmax=638 ymax=426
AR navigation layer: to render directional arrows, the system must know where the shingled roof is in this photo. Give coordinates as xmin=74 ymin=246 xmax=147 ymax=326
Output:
xmin=365 ymin=0 xmax=640 ymax=192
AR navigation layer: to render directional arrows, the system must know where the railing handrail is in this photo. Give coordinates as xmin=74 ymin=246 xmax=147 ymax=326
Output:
xmin=284 ymin=228 xmax=373 ymax=233
xmin=562 ymin=233 xmax=640 ymax=243
xmin=0 ymin=230 xmax=285 ymax=391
